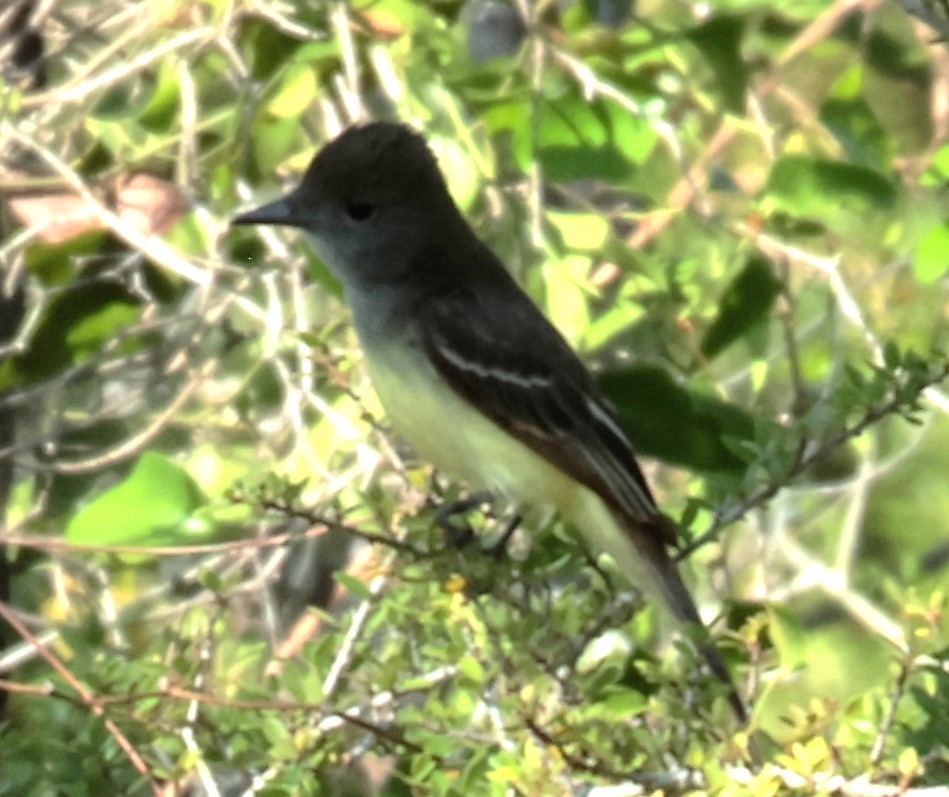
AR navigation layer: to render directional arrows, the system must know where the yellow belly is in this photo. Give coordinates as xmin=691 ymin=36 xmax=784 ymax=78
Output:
xmin=363 ymin=342 xmax=669 ymax=606
xmin=364 ymin=343 xmax=574 ymax=503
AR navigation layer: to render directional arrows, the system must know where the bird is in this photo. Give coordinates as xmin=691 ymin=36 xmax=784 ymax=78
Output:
xmin=232 ymin=121 xmax=747 ymax=722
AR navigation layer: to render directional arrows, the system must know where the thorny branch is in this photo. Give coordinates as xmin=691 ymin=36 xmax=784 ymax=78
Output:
xmin=679 ymin=357 xmax=949 ymax=560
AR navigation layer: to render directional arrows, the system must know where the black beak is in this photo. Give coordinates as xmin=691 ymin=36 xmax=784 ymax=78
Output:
xmin=231 ymin=195 xmax=302 ymax=227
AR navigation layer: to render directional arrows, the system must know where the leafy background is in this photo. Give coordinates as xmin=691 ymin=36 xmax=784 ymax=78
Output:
xmin=1 ymin=0 xmax=948 ymax=795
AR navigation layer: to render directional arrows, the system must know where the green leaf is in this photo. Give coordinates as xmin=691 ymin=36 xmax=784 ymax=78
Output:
xmin=138 ymin=60 xmax=181 ymax=132
xmin=768 ymin=605 xmax=809 ymax=669
xmin=905 ymin=663 xmax=949 ymax=755
xmin=534 ymin=89 xmax=657 ymax=181
xmin=334 ymin=571 xmax=373 ymax=601
xmin=457 ymin=653 xmax=485 ymax=684
xmin=66 ymin=452 xmax=208 ymax=546
xmin=292 ymin=39 xmax=340 ymax=66
xmin=85 ymin=116 xmax=162 ymax=158
xmin=701 ymin=255 xmax=782 ymax=359
xmin=922 ymin=142 xmax=949 ymax=186
xmin=548 ymin=211 xmax=610 ymax=252
xmin=66 ymin=302 xmax=139 ymax=359
xmin=542 ymin=255 xmax=591 ymax=346
xmin=260 ymin=714 xmax=295 ymax=759
xmin=687 ymin=15 xmax=747 ymax=114
xmin=765 ymin=155 xmax=897 ymax=216
xmin=244 ymin=21 xmax=304 ymax=80
xmin=764 ymin=212 xmax=827 ymax=239
xmin=14 ymin=281 xmax=141 ymax=383
xmin=912 ymin=223 xmax=949 ymax=284
xmin=819 ymin=97 xmax=888 ymax=170
xmin=882 ymin=340 xmax=901 ymax=370
xmin=599 ymin=685 xmax=648 ymax=717
xmin=267 ymin=63 xmax=318 ymax=119
xmin=596 ymin=365 xmax=755 ymax=472
xmin=431 ymin=134 xmax=481 ymax=211
xmin=253 ymin=116 xmax=304 ymax=175
xmin=24 ymin=230 xmax=105 ymax=286
xmin=91 ymin=82 xmax=145 ymax=120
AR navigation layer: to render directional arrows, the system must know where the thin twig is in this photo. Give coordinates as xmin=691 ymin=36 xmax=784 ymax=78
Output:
xmin=869 ymin=655 xmax=913 ymax=765
xmin=628 ymin=0 xmax=884 ymax=250
xmin=49 ymin=361 xmax=215 ymax=474
xmin=679 ymin=359 xmax=949 ymax=559
xmin=321 ymin=566 xmax=391 ymax=699
xmin=0 ymin=601 xmax=158 ymax=793
xmin=22 ymin=26 xmax=216 ymax=108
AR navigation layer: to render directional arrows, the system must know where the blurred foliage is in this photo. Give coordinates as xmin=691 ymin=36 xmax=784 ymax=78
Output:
xmin=1 ymin=0 xmax=948 ymax=795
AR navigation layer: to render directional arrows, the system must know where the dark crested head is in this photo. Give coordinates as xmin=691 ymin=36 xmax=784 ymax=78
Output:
xmin=232 ymin=122 xmax=454 ymax=230
xmin=232 ymin=122 xmax=464 ymax=284
xmin=302 ymin=122 xmax=451 ymax=207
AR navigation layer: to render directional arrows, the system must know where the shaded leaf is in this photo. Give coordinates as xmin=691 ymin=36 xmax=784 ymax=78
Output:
xmin=534 ymin=90 xmax=657 ymax=181
xmin=597 ymin=364 xmax=755 ymax=472
xmin=14 ymin=281 xmax=142 ymax=383
xmin=244 ymin=21 xmax=304 ymax=79
xmin=765 ymin=155 xmax=897 ymax=216
xmin=701 ymin=255 xmax=781 ymax=359
xmin=22 ymin=230 xmax=104 ymax=282
xmin=137 ymin=59 xmax=181 ymax=132
xmin=819 ymin=97 xmax=888 ymax=170
xmin=687 ymin=15 xmax=747 ymax=114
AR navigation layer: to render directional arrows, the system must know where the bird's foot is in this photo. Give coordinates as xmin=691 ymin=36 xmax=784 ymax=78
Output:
xmin=434 ymin=491 xmax=495 ymax=547
xmin=484 ymin=512 xmax=521 ymax=559
xmin=434 ymin=492 xmax=520 ymax=557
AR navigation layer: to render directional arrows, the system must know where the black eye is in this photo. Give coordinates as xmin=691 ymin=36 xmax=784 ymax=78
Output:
xmin=345 ymin=201 xmax=376 ymax=221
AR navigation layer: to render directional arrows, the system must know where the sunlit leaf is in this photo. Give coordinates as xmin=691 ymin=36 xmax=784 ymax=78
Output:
xmin=548 ymin=211 xmax=610 ymax=252
xmin=768 ymin=605 xmax=809 ymax=668
xmin=534 ymin=89 xmax=657 ymax=181
xmin=253 ymin=116 xmax=305 ymax=174
xmin=542 ymin=255 xmax=592 ymax=346
xmin=66 ymin=452 xmax=209 ymax=546
xmin=267 ymin=63 xmax=318 ymax=118
xmin=912 ymin=223 xmax=949 ymax=284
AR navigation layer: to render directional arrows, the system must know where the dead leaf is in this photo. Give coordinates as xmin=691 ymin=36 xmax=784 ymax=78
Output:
xmin=5 ymin=172 xmax=188 ymax=243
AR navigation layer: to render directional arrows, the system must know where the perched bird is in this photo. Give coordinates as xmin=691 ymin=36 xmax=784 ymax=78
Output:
xmin=233 ymin=122 xmax=747 ymax=721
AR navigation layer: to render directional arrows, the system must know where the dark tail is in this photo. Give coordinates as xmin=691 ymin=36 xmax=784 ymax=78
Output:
xmin=620 ymin=514 xmax=749 ymax=723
